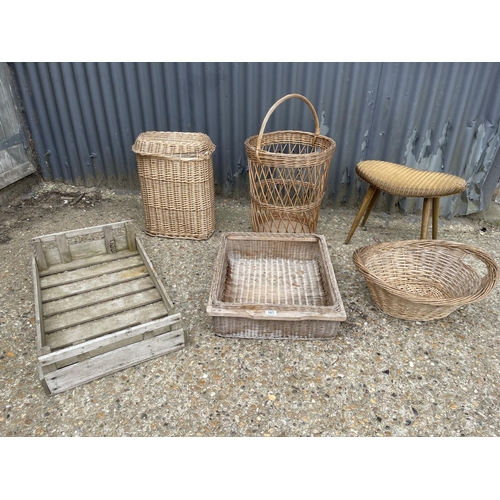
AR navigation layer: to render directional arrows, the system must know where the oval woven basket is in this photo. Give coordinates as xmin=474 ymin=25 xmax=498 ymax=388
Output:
xmin=352 ymin=239 xmax=500 ymax=321
xmin=245 ymin=94 xmax=336 ymax=233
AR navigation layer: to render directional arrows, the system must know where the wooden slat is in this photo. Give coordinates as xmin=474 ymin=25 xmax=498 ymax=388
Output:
xmin=41 ymin=265 xmax=148 ymax=302
xmin=136 ymin=238 xmax=174 ymax=312
xmin=39 ymin=249 xmax=138 ymax=277
xmin=104 ymin=225 xmax=115 ymax=253
xmin=38 ymin=314 xmax=182 ymax=366
xmin=34 ymin=220 xmax=132 ymax=243
xmin=56 ymin=234 xmax=72 ymax=263
xmin=43 ymin=276 xmax=155 ymax=316
xmin=43 ymin=329 xmax=184 ymax=395
xmin=40 ymin=255 xmax=144 ymax=289
xmin=45 ymin=301 xmax=169 ymax=349
xmin=44 ymin=288 xmax=163 ymax=334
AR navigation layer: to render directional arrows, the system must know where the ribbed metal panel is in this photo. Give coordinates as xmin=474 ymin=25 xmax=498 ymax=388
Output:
xmin=10 ymin=62 xmax=500 ymax=215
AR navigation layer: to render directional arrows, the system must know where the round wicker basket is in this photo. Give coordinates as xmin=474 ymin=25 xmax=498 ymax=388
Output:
xmin=245 ymin=94 xmax=336 ymax=233
xmin=352 ymin=239 xmax=500 ymax=321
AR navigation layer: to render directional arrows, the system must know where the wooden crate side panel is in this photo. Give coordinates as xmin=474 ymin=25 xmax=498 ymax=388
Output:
xmin=32 ymin=221 xmax=134 ymax=271
xmin=34 ymin=220 xmax=132 ymax=243
xmin=136 ymin=238 xmax=175 ymax=313
xmin=32 ymin=256 xmax=46 ymax=352
xmin=38 ymin=314 xmax=182 ymax=368
xmin=52 ymin=325 xmax=182 ymax=370
xmin=42 ymin=329 xmax=185 ymax=395
xmin=41 ymin=235 xmax=130 ymax=268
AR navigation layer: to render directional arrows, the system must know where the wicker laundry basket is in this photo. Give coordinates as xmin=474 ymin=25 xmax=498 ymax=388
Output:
xmin=132 ymin=131 xmax=216 ymax=240
xmin=245 ymin=94 xmax=336 ymax=234
xmin=352 ymin=239 xmax=500 ymax=321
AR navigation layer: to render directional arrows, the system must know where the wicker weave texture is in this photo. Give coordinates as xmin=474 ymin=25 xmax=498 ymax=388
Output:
xmin=245 ymin=94 xmax=336 ymax=234
xmin=356 ymin=160 xmax=467 ymax=197
xmin=207 ymin=232 xmax=346 ymax=340
xmin=353 ymin=239 xmax=499 ymax=321
xmin=132 ymin=132 xmax=216 ymax=240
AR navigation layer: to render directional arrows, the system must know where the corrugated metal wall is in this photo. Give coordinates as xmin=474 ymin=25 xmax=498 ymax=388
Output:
xmin=10 ymin=62 xmax=500 ymax=215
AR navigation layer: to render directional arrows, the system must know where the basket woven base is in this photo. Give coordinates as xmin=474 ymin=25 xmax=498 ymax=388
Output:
xmin=365 ymin=283 xmax=459 ymax=321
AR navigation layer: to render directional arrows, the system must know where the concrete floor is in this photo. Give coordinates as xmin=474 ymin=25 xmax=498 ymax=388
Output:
xmin=1 ymin=181 xmax=500 ymax=440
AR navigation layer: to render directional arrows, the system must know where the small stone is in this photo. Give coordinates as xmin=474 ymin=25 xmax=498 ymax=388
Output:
xmin=6 ymin=352 xmax=15 ymax=358
xmin=268 ymin=394 xmax=276 ymax=401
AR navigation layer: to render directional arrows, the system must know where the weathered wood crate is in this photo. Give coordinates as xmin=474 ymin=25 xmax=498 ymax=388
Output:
xmin=31 ymin=220 xmax=184 ymax=395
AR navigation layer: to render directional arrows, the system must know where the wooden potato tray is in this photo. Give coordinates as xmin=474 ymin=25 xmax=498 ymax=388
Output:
xmin=32 ymin=220 xmax=184 ymax=395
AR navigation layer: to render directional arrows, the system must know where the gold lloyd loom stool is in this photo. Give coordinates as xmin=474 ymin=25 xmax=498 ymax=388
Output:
xmin=344 ymin=160 xmax=468 ymax=244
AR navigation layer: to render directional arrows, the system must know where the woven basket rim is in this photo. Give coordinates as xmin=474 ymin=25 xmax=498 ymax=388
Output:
xmin=245 ymin=130 xmax=336 ymax=158
xmin=352 ymin=239 xmax=500 ymax=307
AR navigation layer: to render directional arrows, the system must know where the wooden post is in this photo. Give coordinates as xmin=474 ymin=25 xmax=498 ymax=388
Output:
xmin=345 ymin=185 xmax=378 ymax=244
xmin=432 ymin=197 xmax=440 ymax=239
xmin=420 ymin=198 xmax=432 ymax=239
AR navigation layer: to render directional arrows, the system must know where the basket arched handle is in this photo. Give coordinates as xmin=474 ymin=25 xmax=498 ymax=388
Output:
xmin=255 ymin=93 xmax=321 ymax=164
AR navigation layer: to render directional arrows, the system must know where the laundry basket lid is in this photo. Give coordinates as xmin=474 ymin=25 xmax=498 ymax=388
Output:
xmin=132 ymin=131 xmax=215 ymax=158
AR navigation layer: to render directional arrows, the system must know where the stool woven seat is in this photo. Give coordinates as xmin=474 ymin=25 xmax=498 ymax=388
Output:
xmin=345 ymin=160 xmax=467 ymax=243
xmin=356 ymin=160 xmax=467 ymax=198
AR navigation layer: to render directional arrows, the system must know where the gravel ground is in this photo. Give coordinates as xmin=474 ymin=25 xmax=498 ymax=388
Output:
xmin=1 ymin=181 xmax=500 ymax=439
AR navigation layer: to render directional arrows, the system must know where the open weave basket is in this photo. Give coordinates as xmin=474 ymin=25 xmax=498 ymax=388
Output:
xmin=132 ymin=131 xmax=216 ymax=240
xmin=245 ymin=94 xmax=336 ymax=233
xmin=352 ymin=239 xmax=499 ymax=321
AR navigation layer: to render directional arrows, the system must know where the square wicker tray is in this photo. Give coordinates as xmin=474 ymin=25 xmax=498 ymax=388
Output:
xmin=207 ymin=232 xmax=346 ymax=339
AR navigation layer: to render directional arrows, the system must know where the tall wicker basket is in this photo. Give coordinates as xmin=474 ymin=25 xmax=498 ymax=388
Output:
xmin=245 ymin=94 xmax=336 ymax=233
xmin=132 ymin=132 xmax=216 ymax=240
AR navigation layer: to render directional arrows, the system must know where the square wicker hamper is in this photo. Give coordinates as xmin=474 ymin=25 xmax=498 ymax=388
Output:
xmin=207 ymin=232 xmax=346 ymax=340
xmin=132 ymin=131 xmax=216 ymax=240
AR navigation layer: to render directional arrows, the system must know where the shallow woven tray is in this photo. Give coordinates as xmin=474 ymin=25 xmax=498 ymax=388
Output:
xmin=207 ymin=232 xmax=346 ymax=339
xmin=353 ymin=239 xmax=500 ymax=321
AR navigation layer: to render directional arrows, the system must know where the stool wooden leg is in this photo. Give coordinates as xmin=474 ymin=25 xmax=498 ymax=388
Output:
xmin=345 ymin=185 xmax=378 ymax=244
xmin=432 ymin=198 xmax=440 ymax=239
xmin=361 ymin=188 xmax=381 ymax=227
xmin=420 ymin=197 xmax=432 ymax=239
